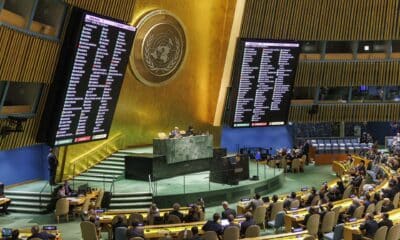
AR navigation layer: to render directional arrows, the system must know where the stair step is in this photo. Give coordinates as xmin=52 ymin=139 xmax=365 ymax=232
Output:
xmin=113 ymin=151 xmax=132 ymax=156
xmin=107 ymin=156 xmax=126 ymax=161
xmin=92 ymin=165 xmax=125 ymax=170
xmin=112 ymin=192 xmax=152 ymax=197
xmin=4 ymin=191 xmax=51 ymax=197
xmin=8 ymin=206 xmax=46 ymax=213
xmin=111 ymin=196 xmax=153 ymax=203
xmin=74 ymin=176 xmax=115 ymax=182
xmin=10 ymin=201 xmax=48 ymax=207
xmin=101 ymin=160 xmax=125 ymax=166
xmin=80 ymin=172 xmax=119 ymax=179
xmin=109 ymin=202 xmax=153 ymax=208
xmin=5 ymin=195 xmax=51 ymax=201
xmin=86 ymin=168 xmax=123 ymax=174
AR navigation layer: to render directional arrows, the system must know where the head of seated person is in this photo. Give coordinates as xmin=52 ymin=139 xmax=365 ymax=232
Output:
xmin=290 ymin=192 xmax=297 ymax=199
xmin=272 ymin=195 xmax=279 ymax=203
xmin=212 ymin=212 xmax=221 ymax=222
xmin=227 ymin=214 xmax=235 ymax=223
xmin=244 ymin=212 xmax=252 ymax=221
xmin=191 ymin=226 xmax=199 ymax=236
xmin=172 ymin=203 xmax=180 ymax=211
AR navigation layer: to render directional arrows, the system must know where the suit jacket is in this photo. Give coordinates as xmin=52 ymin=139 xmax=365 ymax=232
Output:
xmin=221 ymin=208 xmax=237 ymax=219
xmin=27 ymin=232 xmax=56 ymax=240
xmin=202 ymin=220 xmax=223 ymax=235
xmin=126 ymin=227 xmax=144 ymax=239
xmin=360 ymin=219 xmax=379 ymax=238
xmin=378 ymin=219 xmax=393 ymax=229
xmin=169 ymin=210 xmax=184 ymax=221
xmin=240 ymin=219 xmax=255 ymax=235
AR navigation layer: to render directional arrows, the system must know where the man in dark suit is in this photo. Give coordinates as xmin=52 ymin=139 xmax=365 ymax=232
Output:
xmin=27 ymin=226 xmax=55 ymax=240
xmin=112 ymin=215 xmax=127 ymax=240
xmin=221 ymin=201 xmax=236 ymax=219
xmin=169 ymin=203 xmax=184 ymax=221
xmin=0 ymin=182 xmax=10 ymax=215
xmin=381 ymin=198 xmax=395 ymax=213
xmin=240 ymin=212 xmax=256 ymax=236
xmin=346 ymin=199 xmax=360 ymax=217
xmin=359 ymin=213 xmax=379 ymax=238
xmin=126 ymin=220 xmax=144 ymax=239
xmin=224 ymin=214 xmax=240 ymax=231
xmin=47 ymin=148 xmax=58 ymax=186
xmin=378 ymin=213 xmax=393 ymax=229
xmin=202 ymin=213 xmax=223 ymax=236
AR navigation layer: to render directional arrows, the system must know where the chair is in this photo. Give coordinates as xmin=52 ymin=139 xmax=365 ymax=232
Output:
xmin=267 ymin=211 xmax=285 ymax=233
xmin=290 ymin=199 xmax=300 ymax=209
xmin=222 ymin=226 xmax=239 ymax=240
xmin=365 ymin=203 xmax=375 ymax=214
xmin=55 ymin=198 xmax=69 ymax=224
xmin=331 ymin=206 xmax=341 ymax=225
xmin=74 ymin=196 xmax=91 ymax=216
xmin=244 ymin=225 xmax=260 ymax=238
xmin=319 ymin=211 xmax=335 ymax=234
xmin=115 ymin=227 xmax=127 ymax=240
xmin=393 ymin=192 xmax=400 ymax=208
xmin=177 ymin=229 xmax=193 ymax=240
xmin=306 ymin=214 xmax=320 ymax=237
xmin=353 ymin=205 xmax=365 ymax=219
xmin=303 ymin=236 xmax=315 ymax=240
xmin=94 ymin=190 xmax=104 ymax=209
xmin=311 ymin=195 xmax=320 ymax=206
xmin=292 ymin=158 xmax=301 ymax=173
xmin=128 ymin=213 xmax=144 ymax=225
xmin=342 ymin=186 xmax=352 ymax=199
xmin=270 ymin=201 xmax=284 ymax=221
xmin=80 ymin=221 xmax=99 ymax=240
xmin=323 ymin=223 xmax=344 ymax=240
xmin=375 ymin=200 xmax=384 ymax=214
xmin=202 ymin=231 xmax=218 ymax=240
xmin=167 ymin=214 xmax=181 ymax=223
xmin=253 ymin=206 xmax=267 ymax=229
xmin=386 ymin=223 xmax=400 ymax=240
xmin=363 ymin=226 xmax=387 ymax=240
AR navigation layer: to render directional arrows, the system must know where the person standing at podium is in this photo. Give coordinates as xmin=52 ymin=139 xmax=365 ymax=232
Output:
xmin=169 ymin=127 xmax=181 ymax=138
xmin=47 ymin=148 xmax=58 ymax=186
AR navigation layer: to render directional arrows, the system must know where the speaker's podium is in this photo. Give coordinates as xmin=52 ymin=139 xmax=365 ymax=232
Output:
xmin=209 ymin=152 xmax=249 ymax=185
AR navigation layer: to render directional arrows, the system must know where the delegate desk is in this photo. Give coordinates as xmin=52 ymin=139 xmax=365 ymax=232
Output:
xmin=153 ymin=135 xmax=213 ymax=164
xmin=99 ymin=207 xmax=191 ymax=224
xmin=343 ymin=208 xmax=400 ymax=240
xmin=0 ymin=227 xmax=61 ymax=240
xmin=0 ymin=197 xmax=10 ymax=206
xmin=241 ymin=230 xmax=310 ymax=240
xmin=67 ymin=190 xmax=99 ymax=206
xmin=236 ymin=177 xmax=340 ymax=215
xmin=284 ymin=198 xmax=353 ymax=232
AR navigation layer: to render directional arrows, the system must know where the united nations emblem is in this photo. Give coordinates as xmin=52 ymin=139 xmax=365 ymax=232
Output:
xmin=130 ymin=10 xmax=186 ymax=86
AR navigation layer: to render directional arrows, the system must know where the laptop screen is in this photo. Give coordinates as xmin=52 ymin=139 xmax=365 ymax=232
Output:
xmin=221 ymin=219 xmax=229 ymax=227
xmin=2 ymin=228 xmax=12 ymax=237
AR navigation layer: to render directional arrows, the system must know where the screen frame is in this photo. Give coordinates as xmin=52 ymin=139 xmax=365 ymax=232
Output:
xmin=227 ymin=37 xmax=301 ymax=128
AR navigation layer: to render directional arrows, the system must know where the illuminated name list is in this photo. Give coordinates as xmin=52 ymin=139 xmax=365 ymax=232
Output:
xmin=55 ymin=14 xmax=136 ymax=146
xmin=232 ymin=40 xmax=300 ymax=127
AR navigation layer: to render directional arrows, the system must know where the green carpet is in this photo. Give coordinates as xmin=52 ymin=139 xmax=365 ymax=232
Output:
xmin=0 ymin=164 xmax=336 ymax=240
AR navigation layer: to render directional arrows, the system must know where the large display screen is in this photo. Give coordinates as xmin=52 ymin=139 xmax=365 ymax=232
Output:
xmin=229 ymin=38 xmax=300 ymax=127
xmin=38 ymin=8 xmax=136 ymax=146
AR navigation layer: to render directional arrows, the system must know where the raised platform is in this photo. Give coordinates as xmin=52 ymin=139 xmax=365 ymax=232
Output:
xmin=6 ymin=161 xmax=285 ymax=210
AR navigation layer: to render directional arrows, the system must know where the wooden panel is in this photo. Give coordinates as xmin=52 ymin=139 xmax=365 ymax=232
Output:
xmin=241 ymin=0 xmax=400 ymax=40
xmin=294 ymin=61 xmax=400 ymax=87
xmin=0 ymin=25 xmax=59 ymax=150
xmin=288 ymin=104 xmax=400 ymax=123
xmin=65 ymin=0 xmax=135 ymax=22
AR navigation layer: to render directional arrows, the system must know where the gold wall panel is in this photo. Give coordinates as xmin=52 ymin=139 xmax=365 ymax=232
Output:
xmin=61 ymin=0 xmax=237 ymax=162
xmin=241 ymin=0 xmax=400 ymax=40
xmin=65 ymin=0 xmax=136 ymax=22
xmin=289 ymin=104 xmax=400 ymax=123
xmin=295 ymin=61 xmax=400 ymax=87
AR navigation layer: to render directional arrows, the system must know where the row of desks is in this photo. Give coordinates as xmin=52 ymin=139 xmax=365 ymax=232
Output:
xmin=343 ymin=208 xmax=400 ymax=239
xmin=0 ymin=228 xmax=60 ymax=240
xmin=99 ymin=207 xmax=191 ymax=224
